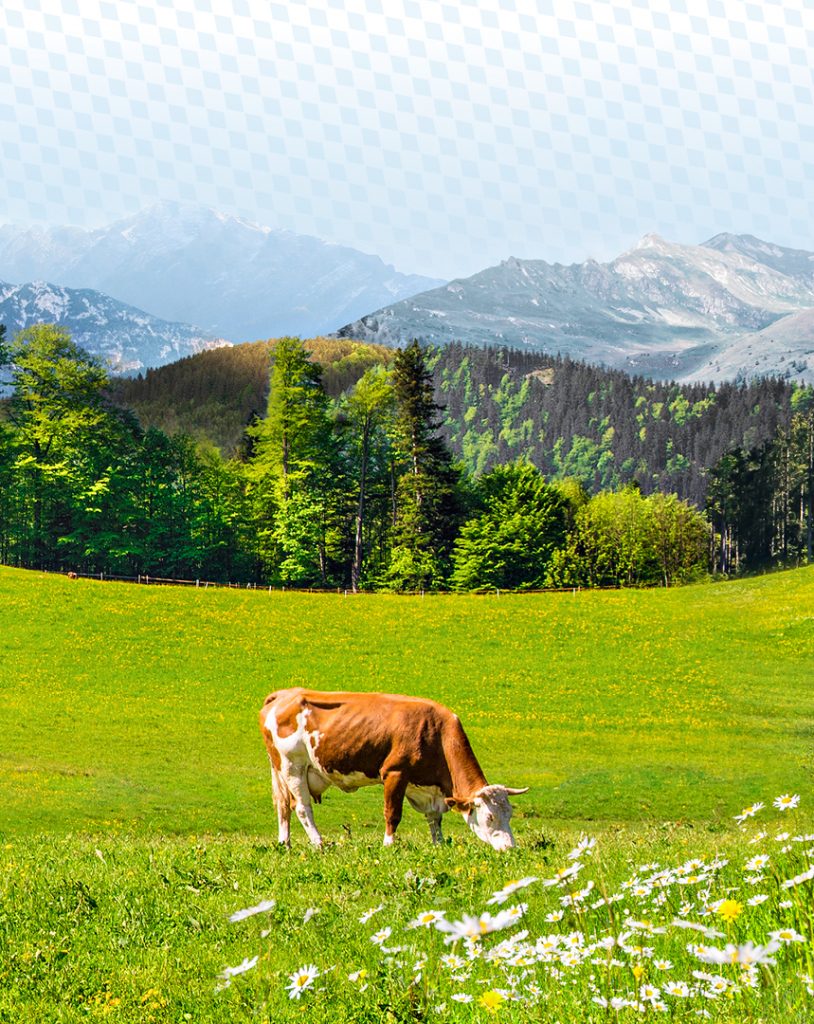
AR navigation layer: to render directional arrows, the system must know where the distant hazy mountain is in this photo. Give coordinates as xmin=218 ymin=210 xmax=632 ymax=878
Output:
xmin=0 ymin=203 xmax=444 ymax=343
xmin=0 ymin=280 xmax=229 ymax=372
xmin=337 ymin=233 xmax=814 ymax=383
xmin=685 ymin=307 xmax=814 ymax=385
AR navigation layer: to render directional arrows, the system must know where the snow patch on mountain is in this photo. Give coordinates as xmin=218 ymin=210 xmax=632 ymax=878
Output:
xmin=0 ymin=280 xmax=230 ymax=372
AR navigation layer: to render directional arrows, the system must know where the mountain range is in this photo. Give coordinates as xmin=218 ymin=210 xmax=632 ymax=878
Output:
xmin=1 ymin=203 xmax=813 ymax=385
xmin=0 ymin=280 xmax=228 ymax=373
xmin=0 ymin=203 xmax=443 ymax=344
xmin=337 ymin=232 xmax=814 ymax=383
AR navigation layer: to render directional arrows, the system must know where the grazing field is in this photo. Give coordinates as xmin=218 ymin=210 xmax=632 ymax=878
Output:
xmin=1 ymin=565 xmax=813 ymax=1021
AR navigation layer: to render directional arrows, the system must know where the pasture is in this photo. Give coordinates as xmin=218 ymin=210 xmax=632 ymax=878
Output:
xmin=1 ymin=565 xmax=813 ymax=1021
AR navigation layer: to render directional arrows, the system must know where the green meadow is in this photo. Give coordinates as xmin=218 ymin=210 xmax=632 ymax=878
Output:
xmin=2 ymin=565 xmax=812 ymax=834
xmin=1 ymin=566 xmax=813 ymax=1022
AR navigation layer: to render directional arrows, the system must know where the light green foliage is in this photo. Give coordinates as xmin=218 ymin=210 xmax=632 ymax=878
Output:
xmin=461 ymin=427 xmax=497 ymax=477
xmin=791 ymin=385 xmax=814 ymax=415
xmin=344 ymin=365 xmax=396 ymax=590
xmin=549 ymin=487 xmax=709 ymax=587
xmin=669 ymin=392 xmax=691 ymax=425
xmin=250 ymin=337 xmax=334 ymax=583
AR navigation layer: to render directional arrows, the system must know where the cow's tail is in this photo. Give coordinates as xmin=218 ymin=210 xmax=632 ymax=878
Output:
xmin=269 ymin=755 xmax=295 ymax=810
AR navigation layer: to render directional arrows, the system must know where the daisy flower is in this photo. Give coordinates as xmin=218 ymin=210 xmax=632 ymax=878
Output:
xmin=769 ymin=928 xmax=806 ymax=944
xmin=781 ymin=865 xmax=814 ymax=888
xmin=218 ymin=956 xmax=258 ymax=981
xmin=734 ymin=802 xmax=764 ymax=823
xmin=286 ymin=964 xmax=319 ymax=1000
xmin=359 ymin=905 xmax=384 ymax=924
xmin=486 ymin=876 xmax=539 ymax=905
xmin=567 ymin=836 xmax=597 ymax=860
xmin=370 ymin=927 xmax=392 ymax=945
xmin=228 ymin=899 xmax=275 ymax=922
xmin=774 ymin=794 xmax=800 ymax=812
xmin=409 ymin=909 xmax=447 ymax=928
xmin=745 ymin=854 xmax=770 ymax=872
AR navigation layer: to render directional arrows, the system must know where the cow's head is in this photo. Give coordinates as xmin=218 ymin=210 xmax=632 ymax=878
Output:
xmin=446 ymin=784 xmax=528 ymax=850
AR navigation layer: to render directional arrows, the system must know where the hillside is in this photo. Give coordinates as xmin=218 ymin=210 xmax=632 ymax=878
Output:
xmin=0 ymin=203 xmax=444 ymax=342
xmin=2 ymin=562 xmax=812 ymax=835
xmin=686 ymin=307 xmax=814 ymax=384
xmin=336 ymin=233 xmax=814 ymax=383
xmin=111 ymin=336 xmax=395 ymax=452
xmin=112 ymin=337 xmax=798 ymax=504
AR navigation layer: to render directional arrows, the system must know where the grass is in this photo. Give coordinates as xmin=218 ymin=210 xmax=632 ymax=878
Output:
xmin=1 ymin=565 xmax=813 ymax=1020
xmin=1 ymin=565 xmax=812 ymax=834
xmin=2 ymin=820 xmax=813 ymax=1022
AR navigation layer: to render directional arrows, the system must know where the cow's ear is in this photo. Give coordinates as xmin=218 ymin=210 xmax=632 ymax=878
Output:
xmin=445 ymin=796 xmax=472 ymax=812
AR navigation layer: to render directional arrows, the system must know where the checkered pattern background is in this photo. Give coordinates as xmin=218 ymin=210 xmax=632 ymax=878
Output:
xmin=1 ymin=0 xmax=813 ymax=278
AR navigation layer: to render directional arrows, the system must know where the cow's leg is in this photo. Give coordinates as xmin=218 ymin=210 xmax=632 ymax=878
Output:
xmin=382 ymin=772 xmax=408 ymax=846
xmin=284 ymin=762 xmax=323 ymax=848
xmin=426 ymin=812 xmax=444 ymax=845
xmin=269 ymin=758 xmax=291 ymax=846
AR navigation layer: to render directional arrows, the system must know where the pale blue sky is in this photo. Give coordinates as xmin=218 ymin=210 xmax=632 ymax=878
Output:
xmin=1 ymin=0 xmax=812 ymax=278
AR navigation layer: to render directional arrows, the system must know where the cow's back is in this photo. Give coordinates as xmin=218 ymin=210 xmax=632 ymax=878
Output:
xmin=259 ymin=688 xmax=456 ymax=789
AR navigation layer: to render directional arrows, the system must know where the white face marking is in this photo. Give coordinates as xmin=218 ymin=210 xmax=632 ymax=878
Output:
xmin=464 ymin=787 xmax=516 ymax=850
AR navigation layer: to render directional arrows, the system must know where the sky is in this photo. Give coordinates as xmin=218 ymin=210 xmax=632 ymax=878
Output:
xmin=1 ymin=0 xmax=813 ymax=280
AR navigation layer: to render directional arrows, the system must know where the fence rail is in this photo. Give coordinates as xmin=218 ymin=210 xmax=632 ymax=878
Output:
xmin=1 ymin=564 xmax=628 ymax=596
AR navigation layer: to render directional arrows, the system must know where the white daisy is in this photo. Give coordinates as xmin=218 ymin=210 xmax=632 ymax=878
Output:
xmin=286 ymin=963 xmax=319 ymax=1000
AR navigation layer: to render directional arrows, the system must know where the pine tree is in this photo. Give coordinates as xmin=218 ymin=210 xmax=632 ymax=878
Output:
xmin=386 ymin=341 xmax=462 ymax=589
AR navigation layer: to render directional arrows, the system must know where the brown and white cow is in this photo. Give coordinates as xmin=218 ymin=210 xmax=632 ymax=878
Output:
xmin=258 ymin=687 xmax=527 ymax=850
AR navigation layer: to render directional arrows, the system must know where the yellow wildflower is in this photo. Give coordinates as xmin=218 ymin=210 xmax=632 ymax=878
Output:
xmin=479 ymin=990 xmax=505 ymax=1012
xmin=717 ymin=899 xmax=742 ymax=922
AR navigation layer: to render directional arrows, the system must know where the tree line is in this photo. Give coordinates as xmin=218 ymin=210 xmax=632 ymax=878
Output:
xmin=0 ymin=325 xmax=715 ymax=590
xmin=115 ymin=338 xmax=799 ymax=513
xmin=706 ymin=388 xmax=814 ymax=573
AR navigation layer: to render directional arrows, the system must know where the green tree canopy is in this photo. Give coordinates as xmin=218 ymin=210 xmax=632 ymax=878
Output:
xmin=451 ymin=461 xmax=568 ymax=591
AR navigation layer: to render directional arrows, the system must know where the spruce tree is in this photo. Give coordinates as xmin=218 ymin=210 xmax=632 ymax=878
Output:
xmin=386 ymin=341 xmax=461 ymax=589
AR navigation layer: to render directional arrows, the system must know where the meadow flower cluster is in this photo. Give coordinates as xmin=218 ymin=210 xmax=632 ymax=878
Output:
xmin=220 ymin=795 xmax=813 ymax=1019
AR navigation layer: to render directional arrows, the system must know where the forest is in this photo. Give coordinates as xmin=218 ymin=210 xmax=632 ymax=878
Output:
xmin=0 ymin=324 xmax=811 ymax=589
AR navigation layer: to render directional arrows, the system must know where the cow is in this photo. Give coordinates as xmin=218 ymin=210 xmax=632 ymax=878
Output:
xmin=258 ymin=687 xmax=528 ymax=850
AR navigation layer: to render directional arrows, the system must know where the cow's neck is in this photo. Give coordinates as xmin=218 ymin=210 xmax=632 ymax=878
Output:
xmin=443 ymin=717 xmax=489 ymax=799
